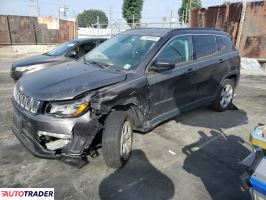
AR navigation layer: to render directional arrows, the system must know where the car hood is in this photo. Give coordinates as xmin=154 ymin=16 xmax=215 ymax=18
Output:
xmin=12 ymin=54 xmax=59 ymax=68
xmin=17 ymin=61 xmax=127 ymax=101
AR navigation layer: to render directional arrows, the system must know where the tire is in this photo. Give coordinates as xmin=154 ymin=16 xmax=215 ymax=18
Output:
xmin=102 ymin=110 xmax=133 ymax=168
xmin=211 ymin=79 xmax=235 ymax=112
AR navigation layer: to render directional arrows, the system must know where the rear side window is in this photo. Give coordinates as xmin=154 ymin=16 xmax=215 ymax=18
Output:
xmin=216 ymin=36 xmax=227 ymax=52
xmin=216 ymin=36 xmax=234 ymax=52
xmin=216 ymin=35 xmax=234 ymax=52
xmin=193 ymin=35 xmax=218 ymax=59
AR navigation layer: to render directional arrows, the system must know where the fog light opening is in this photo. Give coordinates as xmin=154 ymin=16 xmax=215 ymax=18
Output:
xmin=38 ymin=131 xmax=71 ymax=150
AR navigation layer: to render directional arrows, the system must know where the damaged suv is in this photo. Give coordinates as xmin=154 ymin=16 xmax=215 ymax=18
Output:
xmin=11 ymin=28 xmax=240 ymax=168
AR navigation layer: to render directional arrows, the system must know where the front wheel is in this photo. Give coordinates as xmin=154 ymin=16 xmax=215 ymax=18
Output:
xmin=102 ymin=110 xmax=133 ymax=168
xmin=211 ymin=79 xmax=235 ymax=112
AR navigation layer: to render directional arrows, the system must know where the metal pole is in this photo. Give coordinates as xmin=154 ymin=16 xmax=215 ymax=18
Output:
xmin=109 ymin=7 xmax=112 ymax=36
xmin=36 ymin=0 xmax=40 ymax=16
xmin=133 ymin=14 xmax=135 ymax=28
xmin=185 ymin=3 xmax=189 ymax=26
xmin=97 ymin=16 xmax=100 ymax=37
xmin=170 ymin=10 xmax=173 ymax=28
xmin=182 ymin=10 xmax=185 ymax=26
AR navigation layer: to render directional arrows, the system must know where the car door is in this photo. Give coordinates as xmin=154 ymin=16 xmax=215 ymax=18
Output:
xmin=146 ymin=35 xmax=198 ymax=125
xmin=193 ymin=34 xmax=228 ymax=100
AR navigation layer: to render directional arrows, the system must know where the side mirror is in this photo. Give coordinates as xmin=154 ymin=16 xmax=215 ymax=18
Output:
xmin=150 ymin=60 xmax=175 ymax=72
xmin=68 ymin=50 xmax=78 ymax=58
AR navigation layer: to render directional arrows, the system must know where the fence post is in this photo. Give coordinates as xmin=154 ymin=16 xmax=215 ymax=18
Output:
xmin=33 ymin=23 xmax=37 ymax=44
xmin=236 ymin=2 xmax=246 ymax=49
xmin=6 ymin=16 xmax=12 ymax=45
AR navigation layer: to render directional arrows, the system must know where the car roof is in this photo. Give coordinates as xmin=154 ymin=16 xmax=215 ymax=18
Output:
xmin=122 ymin=28 xmax=230 ymax=37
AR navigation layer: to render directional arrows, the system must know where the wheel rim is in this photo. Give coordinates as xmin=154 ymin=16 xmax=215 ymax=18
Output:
xmin=120 ymin=120 xmax=132 ymax=160
xmin=220 ymin=84 xmax=233 ymax=108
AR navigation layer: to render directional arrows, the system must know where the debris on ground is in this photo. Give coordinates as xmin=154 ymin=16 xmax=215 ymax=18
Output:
xmin=241 ymin=57 xmax=263 ymax=71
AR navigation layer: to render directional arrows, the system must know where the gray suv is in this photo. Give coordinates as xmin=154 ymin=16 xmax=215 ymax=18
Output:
xmin=11 ymin=28 xmax=240 ymax=168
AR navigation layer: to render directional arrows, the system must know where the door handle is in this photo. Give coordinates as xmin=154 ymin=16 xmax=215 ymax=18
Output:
xmin=186 ymin=68 xmax=195 ymax=75
xmin=219 ymin=59 xmax=224 ymax=63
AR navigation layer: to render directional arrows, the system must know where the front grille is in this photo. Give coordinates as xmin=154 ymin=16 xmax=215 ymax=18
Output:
xmin=13 ymin=87 xmax=40 ymax=114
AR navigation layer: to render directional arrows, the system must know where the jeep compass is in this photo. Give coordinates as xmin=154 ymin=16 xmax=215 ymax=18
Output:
xmin=11 ymin=28 xmax=240 ymax=168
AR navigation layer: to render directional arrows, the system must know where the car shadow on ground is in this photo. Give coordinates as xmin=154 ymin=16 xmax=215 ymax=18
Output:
xmin=99 ymin=149 xmax=175 ymax=200
xmin=178 ymin=104 xmax=251 ymax=199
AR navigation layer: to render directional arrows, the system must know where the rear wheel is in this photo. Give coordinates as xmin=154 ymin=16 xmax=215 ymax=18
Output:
xmin=102 ymin=110 xmax=133 ymax=168
xmin=211 ymin=79 xmax=235 ymax=112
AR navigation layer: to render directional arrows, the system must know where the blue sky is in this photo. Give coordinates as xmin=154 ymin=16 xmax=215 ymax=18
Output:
xmin=0 ymin=0 xmax=254 ymax=24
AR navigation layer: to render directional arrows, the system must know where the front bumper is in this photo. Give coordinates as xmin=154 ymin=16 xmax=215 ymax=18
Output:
xmin=11 ymin=99 xmax=101 ymax=167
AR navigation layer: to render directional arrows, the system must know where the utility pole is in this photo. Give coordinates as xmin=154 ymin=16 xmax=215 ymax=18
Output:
xmin=170 ymin=10 xmax=173 ymax=28
xmin=188 ymin=0 xmax=192 ymax=27
xmin=29 ymin=0 xmax=40 ymax=17
xmin=109 ymin=7 xmax=112 ymax=26
xmin=58 ymin=0 xmax=61 ymax=20
xmin=58 ymin=0 xmax=68 ymax=20
xmin=132 ymin=14 xmax=135 ymax=28
xmin=97 ymin=16 xmax=100 ymax=37
xmin=181 ymin=10 xmax=185 ymax=26
xmin=185 ymin=3 xmax=189 ymax=26
xmin=109 ymin=7 xmax=112 ymax=36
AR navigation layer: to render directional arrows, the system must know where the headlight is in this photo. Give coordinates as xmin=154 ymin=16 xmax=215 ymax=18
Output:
xmin=46 ymin=98 xmax=90 ymax=117
xmin=15 ymin=65 xmax=43 ymax=72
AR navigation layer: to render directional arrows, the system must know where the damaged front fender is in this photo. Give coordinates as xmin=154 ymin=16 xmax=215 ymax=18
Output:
xmin=89 ymin=73 xmax=150 ymax=131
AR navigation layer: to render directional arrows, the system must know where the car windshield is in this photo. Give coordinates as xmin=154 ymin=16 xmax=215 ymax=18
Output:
xmin=84 ymin=34 xmax=159 ymax=70
xmin=46 ymin=41 xmax=78 ymax=56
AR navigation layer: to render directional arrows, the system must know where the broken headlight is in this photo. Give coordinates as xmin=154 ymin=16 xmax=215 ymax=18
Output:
xmin=46 ymin=97 xmax=90 ymax=117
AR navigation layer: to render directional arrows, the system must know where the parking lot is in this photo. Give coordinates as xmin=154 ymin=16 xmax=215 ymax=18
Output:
xmin=0 ymin=57 xmax=266 ymax=200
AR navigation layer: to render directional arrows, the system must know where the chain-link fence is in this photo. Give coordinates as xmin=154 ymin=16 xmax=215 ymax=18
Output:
xmin=78 ymin=17 xmax=186 ymax=38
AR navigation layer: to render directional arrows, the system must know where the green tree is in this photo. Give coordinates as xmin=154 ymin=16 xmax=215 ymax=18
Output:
xmin=122 ymin=0 xmax=144 ymax=28
xmin=178 ymin=0 xmax=202 ymax=24
xmin=77 ymin=9 xmax=108 ymax=28
xmin=223 ymin=1 xmax=231 ymax=6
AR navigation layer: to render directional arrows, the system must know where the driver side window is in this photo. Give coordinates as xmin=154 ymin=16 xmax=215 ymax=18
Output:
xmin=157 ymin=35 xmax=193 ymax=65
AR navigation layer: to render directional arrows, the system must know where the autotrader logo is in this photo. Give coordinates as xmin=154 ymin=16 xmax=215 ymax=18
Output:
xmin=0 ymin=188 xmax=54 ymax=200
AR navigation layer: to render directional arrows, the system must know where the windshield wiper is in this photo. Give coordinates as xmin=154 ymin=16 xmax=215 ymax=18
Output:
xmin=84 ymin=59 xmax=124 ymax=72
xmin=84 ymin=60 xmax=109 ymax=69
